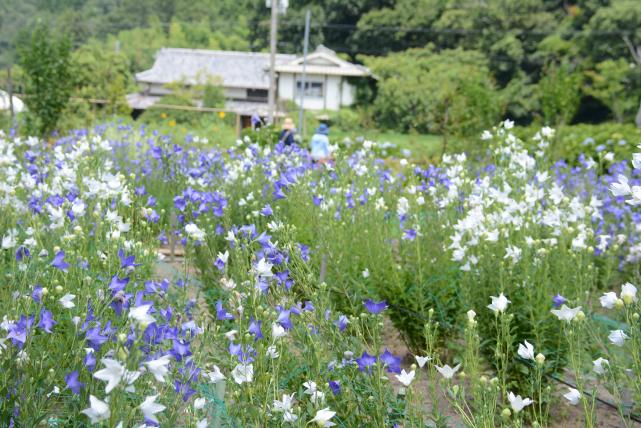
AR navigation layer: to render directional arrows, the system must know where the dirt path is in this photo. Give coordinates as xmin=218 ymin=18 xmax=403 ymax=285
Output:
xmin=382 ymin=319 xmax=638 ymax=427
xmin=154 ymin=246 xmax=211 ymax=321
xmin=152 ymin=245 xmax=636 ymax=427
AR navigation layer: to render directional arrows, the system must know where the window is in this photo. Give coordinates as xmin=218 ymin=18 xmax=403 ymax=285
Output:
xmin=247 ymin=88 xmax=268 ymax=101
xmin=296 ymin=80 xmax=323 ymax=98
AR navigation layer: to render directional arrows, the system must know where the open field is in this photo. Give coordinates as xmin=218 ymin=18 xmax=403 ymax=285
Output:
xmin=1 ymin=121 xmax=640 ymax=427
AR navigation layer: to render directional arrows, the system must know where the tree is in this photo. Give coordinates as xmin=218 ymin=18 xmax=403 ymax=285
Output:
xmin=352 ymin=0 xmax=445 ymax=55
xmin=70 ymin=43 xmax=133 ymax=116
xmin=366 ymin=47 xmax=502 ymax=151
xmin=624 ymin=38 xmax=641 ymax=127
xmin=584 ymin=59 xmax=638 ymax=123
xmin=586 ymin=0 xmax=641 ymax=127
xmin=538 ymin=62 xmax=582 ymax=125
xmin=248 ymin=0 xmax=393 ymax=57
xmin=17 ymin=22 xmax=72 ymax=137
xmin=203 ymin=80 xmax=225 ymax=109
xmin=501 ymin=72 xmax=539 ymax=124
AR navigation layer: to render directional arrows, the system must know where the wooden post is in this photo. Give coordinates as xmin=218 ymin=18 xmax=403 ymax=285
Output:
xmin=211 ymin=380 xmax=227 ymax=428
xmin=298 ymin=10 xmax=311 ymax=137
xmin=319 ymin=254 xmax=327 ymax=283
xmin=7 ymin=67 xmax=14 ymax=120
xmin=169 ymin=212 xmax=177 ymax=263
xmin=267 ymin=0 xmax=278 ymax=125
xmin=235 ymin=113 xmax=241 ymax=138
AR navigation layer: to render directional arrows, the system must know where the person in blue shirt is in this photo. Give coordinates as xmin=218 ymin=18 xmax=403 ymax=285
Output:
xmin=310 ymin=123 xmax=330 ymax=162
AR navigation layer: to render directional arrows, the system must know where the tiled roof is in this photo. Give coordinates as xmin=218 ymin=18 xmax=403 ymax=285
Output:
xmin=274 ymin=45 xmax=372 ymax=77
xmin=135 ymin=48 xmax=297 ymax=89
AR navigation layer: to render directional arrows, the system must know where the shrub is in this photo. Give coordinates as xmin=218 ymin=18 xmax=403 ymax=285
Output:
xmin=514 ymin=122 xmax=641 ymax=163
xmin=17 ymin=22 xmax=72 ymax=137
xmin=584 ymin=59 xmax=640 ymax=123
xmin=365 ymin=48 xmax=502 ymax=140
xmin=538 ymin=62 xmax=582 ymax=126
xmin=202 ymin=81 xmax=225 ymax=109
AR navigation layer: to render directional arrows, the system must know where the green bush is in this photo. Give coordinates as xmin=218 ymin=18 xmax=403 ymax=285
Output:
xmin=203 ymin=82 xmax=225 ymax=108
xmin=140 ymin=93 xmax=201 ymax=126
xmin=240 ymin=124 xmax=281 ymax=147
xmin=538 ymin=62 xmax=582 ymax=126
xmin=514 ymin=123 xmax=641 ymax=162
xmin=17 ymin=22 xmax=72 ymax=137
xmin=365 ymin=48 xmax=502 ymax=139
xmin=0 ymin=111 xmax=11 ymax=132
xmin=327 ymin=108 xmax=362 ymax=130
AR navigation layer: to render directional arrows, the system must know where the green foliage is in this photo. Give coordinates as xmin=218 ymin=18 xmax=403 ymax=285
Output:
xmin=366 ymin=48 xmax=502 ymax=139
xmin=0 ymin=110 xmax=11 ymax=131
xmin=535 ymin=34 xmax=580 ymax=65
xmin=248 ymin=0 xmax=393 ymax=57
xmin=584 ymin=59 xmax=639 ymax=123
xmin=585 ymin=0 xmax=641 ymax=63
xmin=102 ymin=18 xmax=168 ymax=73
xmin=203 ymin=82 xmax=226 ymax=109
xmin=0 ymin=0 xmax=252 ymax=70
xmin=303 ymin=108 xmax=366 ymax=133
xmin=140 ymin=78 xmax=227 ymax=127
xmin=538 ymin=62 xmax=582 ymax=125
xmin=70 ymin=43 xmax=133 ymax=115
xmin=501 ymin=72 xmax=539 ymax=124
xmin=142 ymin=94 xmax=198 ymax=126
xmin=17 ymin=22 xmax=72 ymax=137
xmin=3 ymin=0 xmax=641 ymax=132
xmin=515 ymin=122 xmax=641 ymax=162
xmin=240 ymin=124 xmax=281 ymax=147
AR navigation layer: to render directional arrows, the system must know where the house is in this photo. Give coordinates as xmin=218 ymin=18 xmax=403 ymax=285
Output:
xmin=127 ymin=48 xmax=297 ymax=120
xmin=127 ymin=46 xmax=372 ymax=125
xmin=276 ymin=45 xmax=371 ymax=111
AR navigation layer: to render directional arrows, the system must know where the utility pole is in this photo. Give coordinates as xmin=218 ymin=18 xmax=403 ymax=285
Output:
xmin=267 ymin=0 xmax=279 ymax=125
xmin=7 ymin=67 xmax=14 ymax=120
xmin=298 ymin=10 xmax=311 ymax=137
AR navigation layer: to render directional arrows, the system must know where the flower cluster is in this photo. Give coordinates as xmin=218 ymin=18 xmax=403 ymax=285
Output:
xmin=2 ymin=119 xmax=640 ymax=427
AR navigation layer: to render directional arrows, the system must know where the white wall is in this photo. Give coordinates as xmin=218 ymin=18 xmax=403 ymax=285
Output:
xmin=148 ymin=83 xmax=172 ymax=96
xmin=279 ymin=72 xmax=358 ymax=111
xmin=341 ymin=81 xmax=356 ymax=107
xmin=224 ymin=87 xmax=247 ymax=100
xmin=146 ymin=73 xmax=360 ymax=109
xmin=325 ymin=75 xmax=340 ymax=111
xmin=279 ymin=74 xmax=295 ymax=100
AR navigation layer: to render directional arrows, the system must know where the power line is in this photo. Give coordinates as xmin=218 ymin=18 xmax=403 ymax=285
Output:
xmin=75 ymin=19 xmax=638 ymax=38
xmin=259 ymin=19 xmax=636 ymax=37
xmin=28 ymin=11 xmax=639 ymax=39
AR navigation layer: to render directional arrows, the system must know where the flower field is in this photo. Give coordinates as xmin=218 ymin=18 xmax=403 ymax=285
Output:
xmin=1 ymin=121 xmax=641 ymax=427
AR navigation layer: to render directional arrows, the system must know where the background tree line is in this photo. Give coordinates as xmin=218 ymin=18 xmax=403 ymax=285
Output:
xmin=1 ymin=0 xmax=640 ymax=138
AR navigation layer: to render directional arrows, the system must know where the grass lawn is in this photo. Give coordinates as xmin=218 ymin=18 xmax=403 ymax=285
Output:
xmin=331 ymin=128 xmax=444 ymax=162
xmin=0 ymin=111 xmax=448 ymax=162
xmin=189 ymin=120 xmax=446 ymax=162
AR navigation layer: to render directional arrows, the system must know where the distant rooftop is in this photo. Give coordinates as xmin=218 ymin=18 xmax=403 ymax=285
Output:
xmin=274 ymin=45 xmax=372 ymax=77
xmin=136 ymin=48 xmax=297 ymax=89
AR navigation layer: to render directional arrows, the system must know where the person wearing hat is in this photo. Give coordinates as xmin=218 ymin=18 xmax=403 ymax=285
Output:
xmin=310 ymin=123 xmax=331 ymax=163
xmin=279 ymin=117 xmax=296 ymax=146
